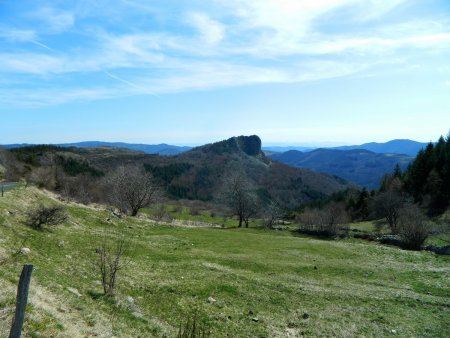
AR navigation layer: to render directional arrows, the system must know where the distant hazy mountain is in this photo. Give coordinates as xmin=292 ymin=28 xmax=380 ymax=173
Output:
xmin=263 ymin=139 xmax=428 ymax=157
xmin=2 ymin=141 xmax=192 ymax=156
xmin=270 ymin=148 xmax=413 ymax=189
xmin=332 ymin=139 xmax=428 ymax=156
xmin=262 ymin=146 xmax=315 ymax=153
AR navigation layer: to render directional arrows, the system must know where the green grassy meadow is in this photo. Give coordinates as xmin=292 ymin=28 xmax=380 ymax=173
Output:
xmin=1 ymin=186 xmax=449 ymax=337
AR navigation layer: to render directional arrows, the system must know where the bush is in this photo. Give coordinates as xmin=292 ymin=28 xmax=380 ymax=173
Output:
xmin=25 ymin=205 xmax=67 ymax=230
xmin=397 ymin=204 xmax=430 ymax=250
xmin=298 ymin=202 xmax=349 ymax=237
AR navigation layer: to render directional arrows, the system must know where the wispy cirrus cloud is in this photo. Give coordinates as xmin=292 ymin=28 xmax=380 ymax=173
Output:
xmin=28 ymin=7 xmax=75 ymax=33
xmin=0 ymin=0 xmax=449 ymax=107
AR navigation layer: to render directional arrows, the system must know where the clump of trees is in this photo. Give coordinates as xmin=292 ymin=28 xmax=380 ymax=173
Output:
xmin=25 ymin=205 xmax=67 ymax=230
xmin=295 ymin=134 xmax=450 ymax=250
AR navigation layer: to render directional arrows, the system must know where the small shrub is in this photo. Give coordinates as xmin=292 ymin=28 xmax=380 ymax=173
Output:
xmin=398 ymin=204 xmax=430 ymax=250
xmin=94 ymin=234 xmax=128 ymax=297
xmin=189 ymin=206 xmax=201 ymax=216
xmin=25 ymin=205 xmax=67 ymax=230
xmin=153 ymin=204 xmax=167 ymax=221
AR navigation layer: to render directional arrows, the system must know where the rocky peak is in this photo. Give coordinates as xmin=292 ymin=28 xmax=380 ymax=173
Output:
xmin=200 ymin=135 xmax=263 ymax=156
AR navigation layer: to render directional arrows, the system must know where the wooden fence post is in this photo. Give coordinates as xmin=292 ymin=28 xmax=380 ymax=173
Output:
xmin=9 ymin=264 xmax=34 ymax=338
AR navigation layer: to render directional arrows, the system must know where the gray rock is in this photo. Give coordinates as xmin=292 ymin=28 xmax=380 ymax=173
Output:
xmin=20 ymin=247 xmax=31 ymax=255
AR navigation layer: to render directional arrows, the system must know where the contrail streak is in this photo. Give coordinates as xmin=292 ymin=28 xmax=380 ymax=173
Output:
xmin=103 ymin=71 xmax=157 ymax=96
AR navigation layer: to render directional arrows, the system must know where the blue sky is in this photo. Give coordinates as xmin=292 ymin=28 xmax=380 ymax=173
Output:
xmin=1 ymin=0 xmax=450 ymax=146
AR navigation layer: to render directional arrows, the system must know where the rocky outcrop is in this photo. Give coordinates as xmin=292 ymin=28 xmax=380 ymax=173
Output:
xmin=200 ymin=135 xmax=263 ymax=156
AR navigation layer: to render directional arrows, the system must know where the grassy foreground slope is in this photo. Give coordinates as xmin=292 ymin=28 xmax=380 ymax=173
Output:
xmin=0 ymin=187 xmax=449 ymax=337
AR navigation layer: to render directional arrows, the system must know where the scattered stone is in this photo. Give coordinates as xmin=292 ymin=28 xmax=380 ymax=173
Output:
xmin=20 ymin=247 xmax=31 ymax=255
xmin=67 ymin=287 xmax=82 ymax=297
xmin=65 ymin=255 xmax=72 ymax=259
xmin=132 ymin=311 xmax=144 ymax=319
xmin=391 ymin=329 xmax=397 ymax=334
xmin=58 ymin=240 xmax=65 ymax=248
xmin=252 ymin=317 xmax=259 ymax=322
xmin=207 ymin=296 xmax=216 ymax=304
xmin=127 ymin=296 xmax=135 ymax=304
xmin=302 ymin=312 xmax=310 ymax=320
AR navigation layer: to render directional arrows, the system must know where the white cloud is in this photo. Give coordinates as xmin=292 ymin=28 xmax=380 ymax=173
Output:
xmin=0 ymin=28 xmax=36 ymax=42
xmin=186 ymin=12 xmax=225 ymax=45
xmin=30 ymin=7 xmax=75 ymax=33
xmin=446 ymin=81 xmax=450 ymax=86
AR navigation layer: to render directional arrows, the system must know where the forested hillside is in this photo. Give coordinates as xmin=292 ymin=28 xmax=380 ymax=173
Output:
xmin=2 ymin=136 xmax=348 ymax=210
xmin=403 ymin=135 xmax=450 ymax=215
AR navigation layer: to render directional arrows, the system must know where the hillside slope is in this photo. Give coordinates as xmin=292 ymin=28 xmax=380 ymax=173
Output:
xmin=0 ymin=187 xmax=449 ymax=337
xmin=271 ymin=148 xmax=412 ymax=188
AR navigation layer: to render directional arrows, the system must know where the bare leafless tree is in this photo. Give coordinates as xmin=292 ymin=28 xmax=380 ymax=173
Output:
xmin=107 ymin=165 xmax=160 ymax=216
xmin=371 ymin=190 xmax=405 ymax=234
xmin=263 ymin=200 xmax=284 ymax=228
xmin=220 ymin=171 xmax=259 ymax=227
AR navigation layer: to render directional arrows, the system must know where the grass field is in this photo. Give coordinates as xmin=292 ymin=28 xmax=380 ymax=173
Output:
xmin=1 ymin=186 xmax=449 ymax=337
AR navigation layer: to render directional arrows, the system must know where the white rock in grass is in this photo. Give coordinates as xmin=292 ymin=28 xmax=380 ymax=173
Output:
xmin=207 ymin=296 xmax=216 ymax=304
xmin=67 ymin=287 xmax=82 ymax=297
xmin=20 ymin=247 xmax=31 ymax=255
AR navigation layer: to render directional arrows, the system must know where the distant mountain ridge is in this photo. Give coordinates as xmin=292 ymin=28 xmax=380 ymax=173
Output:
xmin=333 ymin=139 xmax=428 ymax=157
xmin=2 ymin=141 xmax=192 ymax=156
xmin=3 ymin=138 xmax=427 ymax=157
xmin=270 ymin=148 xmax=413 ymax=189
xmin=263 ymin=139 xmax=428 ymax=156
